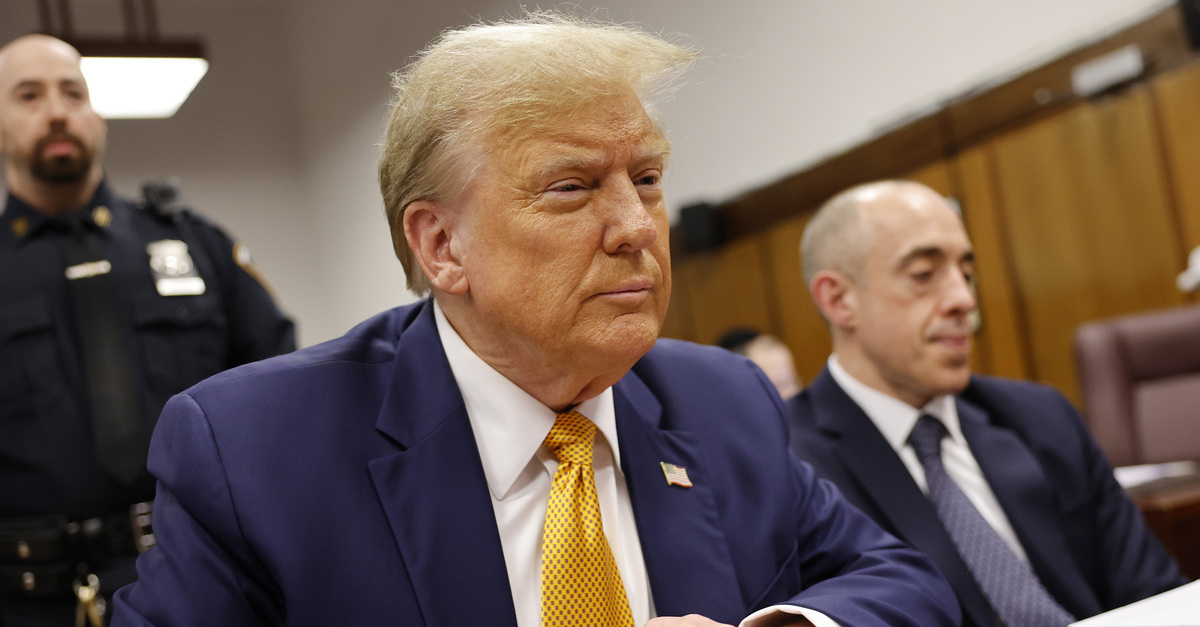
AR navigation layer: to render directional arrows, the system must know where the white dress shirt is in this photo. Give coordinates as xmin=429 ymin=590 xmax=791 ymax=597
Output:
xmin=434 ymin=303 xmax=652 ymax=626
xmin=827 ymin=355 xmax=1030 ymax=561
xmin=434 ymin=302 xmax=837 ymax=627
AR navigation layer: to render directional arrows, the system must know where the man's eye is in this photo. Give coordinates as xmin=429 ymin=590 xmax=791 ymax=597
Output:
xmin=907 ymin=270 xmax=936 ymax=285
xmin=550 ymin=183 xmax=585 ymax=193
xmin=911 ymin=271 xmax=934 ymax=282
xmin=636 ymin=174 xmax=660 ymax=186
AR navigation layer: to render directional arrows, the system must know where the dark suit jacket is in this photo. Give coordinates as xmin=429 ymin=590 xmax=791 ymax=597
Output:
xmin=788 ymin=368 xmax=1186 ymax=627
xmin=112 ymin=302 xmax=958 ymax=627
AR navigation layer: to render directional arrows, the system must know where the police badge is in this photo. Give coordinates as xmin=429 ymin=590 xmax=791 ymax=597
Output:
xmin=146 ymin=239 xmax=206 ymax=296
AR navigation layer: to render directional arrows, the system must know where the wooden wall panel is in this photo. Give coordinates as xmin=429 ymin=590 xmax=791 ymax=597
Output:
xmin=953 ymin=148 xmax=1032 ymax=380
xmin=659 ymin=251 xmax=694 ymax=341
xmin=764 ymin=214 xmax=829 ymax=385
xmin=990 ymin=88 xmax=1187 ymax=404
xmin=907 ymin=161 xmax=953 ymax=195
xmin=1153 ymin=61 xmax=1200 ymax=302
xmin=674 ymin=236 xmax=774 ymax=346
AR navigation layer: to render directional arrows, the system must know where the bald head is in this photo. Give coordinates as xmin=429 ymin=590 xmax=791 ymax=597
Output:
xmin=805 ymin=179 xmax=976 ymax=407
xmin=0 ymin=34 xmax=106 ymax=212
xmin=801 ymin=180 xmax=953 ymax=288
xmin=0 ymin=34 xmax=81 ymax=72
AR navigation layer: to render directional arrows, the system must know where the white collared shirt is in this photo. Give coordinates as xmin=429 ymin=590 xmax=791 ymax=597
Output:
xmin=434 ymin=302 xmax=652 ymax=626
xmin=434 ymin=301 xmax=838 ymax=627
xmin=827 ymin=355 xmax=1029 ymax=561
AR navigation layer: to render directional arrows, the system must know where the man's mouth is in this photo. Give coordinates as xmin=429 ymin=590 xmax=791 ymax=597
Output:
xmin=38 ymin=133 xmax=83 ymax=159
xmin=929 ymin=332 xmax=971 ymax=352
xmin=594 ymin=278 xmax=654 ymax=304
xmin=605 ymin=279 xmax=653 ymax=294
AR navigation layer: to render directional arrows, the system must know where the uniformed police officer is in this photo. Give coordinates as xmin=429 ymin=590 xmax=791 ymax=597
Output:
xmin=0 ymin=34 xmax=296 ymax=625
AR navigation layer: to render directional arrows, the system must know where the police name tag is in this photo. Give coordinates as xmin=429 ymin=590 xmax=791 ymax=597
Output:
xmin=146 ymin=239 xmax=206 ymax=296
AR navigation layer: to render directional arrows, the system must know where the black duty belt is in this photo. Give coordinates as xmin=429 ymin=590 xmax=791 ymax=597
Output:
xmin=0 ymin=502 xmax=154 ymax=598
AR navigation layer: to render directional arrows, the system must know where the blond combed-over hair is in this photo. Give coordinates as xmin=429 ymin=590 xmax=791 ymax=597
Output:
xmin=378 ymin=11 xmax=697 ymax=295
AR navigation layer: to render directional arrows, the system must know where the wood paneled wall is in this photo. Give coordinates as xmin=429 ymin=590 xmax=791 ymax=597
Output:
xmin=953 ymin=148 xmax=1032 ymax=381
xmin=762 ymin=215 xmax=826 ymax=384
xmin=664 ymin=9 xmax=1200 ymax=407
xmin=1156 ymin=62 xmax=1200 ymax=275
xmin=987 ymin=88 xmax=1188 ymax=402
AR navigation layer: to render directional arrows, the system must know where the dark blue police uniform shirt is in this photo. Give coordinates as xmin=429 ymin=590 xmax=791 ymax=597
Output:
xmin=0 ymin=180 xmax=296 ymax=519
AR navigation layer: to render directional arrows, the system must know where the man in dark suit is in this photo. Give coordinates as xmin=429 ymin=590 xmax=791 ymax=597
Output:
xmin=787 ymin=180 xmax=1185 ymax=627
xmin=111 ymin=14 xmax=957 ymax=627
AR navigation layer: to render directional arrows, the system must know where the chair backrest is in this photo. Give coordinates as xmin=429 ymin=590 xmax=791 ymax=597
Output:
xmin=1074 ymin=304 xmax=1200 ymax=467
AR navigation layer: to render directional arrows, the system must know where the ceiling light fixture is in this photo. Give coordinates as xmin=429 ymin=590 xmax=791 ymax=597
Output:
xmin=38 ymin=0 xmax=208 ymax=119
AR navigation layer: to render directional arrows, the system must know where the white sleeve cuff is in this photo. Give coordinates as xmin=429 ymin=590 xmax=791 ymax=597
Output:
xmin=740 ymin=604 xmax=841 ymax=627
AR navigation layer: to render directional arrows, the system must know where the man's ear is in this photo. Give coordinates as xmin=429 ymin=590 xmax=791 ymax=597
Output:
xmin=810 ymin=269 xmax=857 ymax=330
xmin=403 ymin=200 xmax=468 ymax=295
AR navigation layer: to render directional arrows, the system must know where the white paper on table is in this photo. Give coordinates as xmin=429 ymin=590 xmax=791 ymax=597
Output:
xmin=1070 ymin=580 xmax=1200 ymax=626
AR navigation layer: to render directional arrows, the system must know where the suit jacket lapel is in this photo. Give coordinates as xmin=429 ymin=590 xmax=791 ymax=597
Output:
xmin=808 ymin=371 xmax=995 ymax=627
xmin=958 ymin=398 xmax=1097 ymax=617
xmin=613 ymin=372 xmax=745 ymax=623
xmin=368 ymin=302 xmax=517 ymax=627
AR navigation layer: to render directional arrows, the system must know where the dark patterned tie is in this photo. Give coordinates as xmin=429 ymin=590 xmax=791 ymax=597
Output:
xmin=60 ymin=215 xmax=148 ymax=486
xmin=908 ymin=415 xmax=1074 ymax=627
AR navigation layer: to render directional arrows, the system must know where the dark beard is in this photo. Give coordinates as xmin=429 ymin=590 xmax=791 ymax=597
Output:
xmin=29 ymin=132 xmax=92 ymax=184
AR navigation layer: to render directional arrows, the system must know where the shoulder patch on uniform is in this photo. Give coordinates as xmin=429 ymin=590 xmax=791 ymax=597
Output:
xmin=233 ymin=242 xmax=279 ymax=297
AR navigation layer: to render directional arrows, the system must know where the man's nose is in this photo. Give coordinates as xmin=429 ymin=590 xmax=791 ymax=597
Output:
xmin=44 ymin=91 xmax=70 ymax=121
xmin=602 ymin=177 xmax=658 ymax=255
xmin=944 ymin=270 xmax=977 ymax=314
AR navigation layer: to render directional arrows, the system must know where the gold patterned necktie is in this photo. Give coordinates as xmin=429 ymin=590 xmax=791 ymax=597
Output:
xmin=540 ymin=411 xmax=635 ymax=627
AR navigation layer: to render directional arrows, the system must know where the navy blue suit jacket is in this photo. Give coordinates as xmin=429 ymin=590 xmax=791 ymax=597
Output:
xmin=788 ymin=369 xmax=1185 ymax=627
xmin=112 ymin=302 xmax=957 ymax=627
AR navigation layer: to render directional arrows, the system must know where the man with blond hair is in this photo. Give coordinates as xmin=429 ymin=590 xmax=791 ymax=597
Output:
xmin=0 ymin=34 xmax=294 ymax=625
xmin=114 ymin=14 xmax=956 ymax=627
xmin=788 ymin=180 xmax=1184 ymax=626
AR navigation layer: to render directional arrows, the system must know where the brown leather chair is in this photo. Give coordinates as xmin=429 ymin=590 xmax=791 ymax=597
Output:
xmin=1074 ymin=304 xmax=1200 ymax=468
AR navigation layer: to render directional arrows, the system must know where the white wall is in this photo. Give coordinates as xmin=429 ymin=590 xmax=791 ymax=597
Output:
xmin=616 ymin=0 xmax=1174 ymax=206
xmin=0 ymin=0 xmax=1175 ymax=346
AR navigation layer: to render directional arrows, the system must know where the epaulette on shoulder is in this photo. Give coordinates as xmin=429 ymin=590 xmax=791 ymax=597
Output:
xmin=140 ymin=178 xmax=192 ymax=223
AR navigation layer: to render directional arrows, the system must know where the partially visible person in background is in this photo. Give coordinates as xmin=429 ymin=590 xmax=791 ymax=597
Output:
xmin=718 ymin=327 xmax=802 ymax=400
xmin=0 ymin=34 xmax=295 ymax=626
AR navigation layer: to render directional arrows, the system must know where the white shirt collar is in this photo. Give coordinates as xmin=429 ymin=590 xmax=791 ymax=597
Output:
xmin=827 ymin=355 xmax=965 ymax=452
xmin=432 ymin=300 xmax=622 ymax=500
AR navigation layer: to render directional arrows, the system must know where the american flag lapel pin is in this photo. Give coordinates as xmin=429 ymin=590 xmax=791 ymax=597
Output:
xmin=659 ymin=461 xmax=693 ymax=488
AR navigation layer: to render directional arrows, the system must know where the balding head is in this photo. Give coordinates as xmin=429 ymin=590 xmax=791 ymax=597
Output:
xmin=802 ymin=183 xmax=874 ymax=288
xmin=802 ymin=180 xmax=955 ymax=286
xmin=0 ymin=34 xmax=81 ymax=72
xmin=0 ymin=34 xmax=106 ymax=212
xmin=804 ymin=180 xmax=976 ymax=407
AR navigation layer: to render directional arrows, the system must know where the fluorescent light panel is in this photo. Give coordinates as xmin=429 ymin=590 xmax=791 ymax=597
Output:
xmin=80 ymin=56 xmax=208 ymax=119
